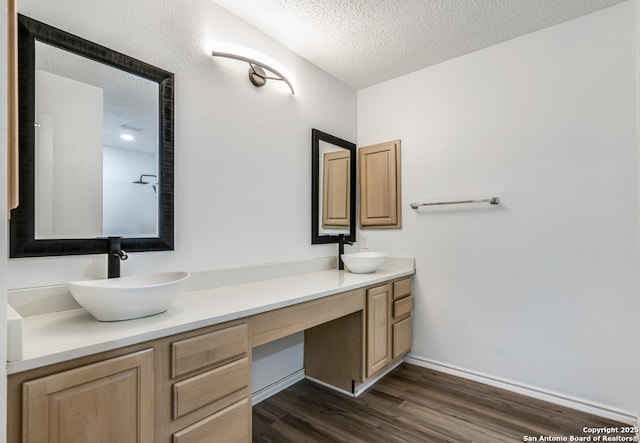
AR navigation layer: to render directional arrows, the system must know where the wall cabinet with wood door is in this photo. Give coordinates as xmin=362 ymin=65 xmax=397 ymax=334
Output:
xmin=359 ymin=139 xmax=402 ymax=229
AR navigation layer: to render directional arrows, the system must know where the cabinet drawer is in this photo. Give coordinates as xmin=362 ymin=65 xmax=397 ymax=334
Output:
xmin=173 ymin=398 xmax=250 ymax=443
xmin=393 ymin=278 xmax=411 ymax=300
xmin=173 ymin=357 xmax=249 ymax=419
xmin=392 ymin=316 xmax=412 ymax=359
xmin=172 ymin=323 xmax=247 ymax=378
xmin=393 ymin=295 xmax=413 ymax=319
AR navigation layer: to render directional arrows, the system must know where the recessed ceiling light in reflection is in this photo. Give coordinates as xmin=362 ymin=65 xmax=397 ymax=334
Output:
xmin=120 ymin=134 xmax=135 ymax=141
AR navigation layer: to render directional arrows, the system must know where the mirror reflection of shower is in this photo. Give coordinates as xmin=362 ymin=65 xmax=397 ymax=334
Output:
xmin=132 ymin=174 xmax=158 ymax=193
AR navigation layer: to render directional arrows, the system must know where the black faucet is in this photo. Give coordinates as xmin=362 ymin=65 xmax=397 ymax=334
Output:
xmin=338 ymin=234 xmax=353 ymax=270
xmin=107 ymin=236 xmax=128 ymax=278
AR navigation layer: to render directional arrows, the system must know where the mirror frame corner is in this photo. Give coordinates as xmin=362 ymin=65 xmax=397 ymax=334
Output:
xmin=10 ymin=14 xmax=175 ymax=258
xmin=311 ymin=128 xmax=356 ymax=245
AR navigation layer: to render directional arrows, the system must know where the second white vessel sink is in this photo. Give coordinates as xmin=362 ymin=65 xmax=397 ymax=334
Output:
xmin=341 ymin=252 xmax=386 ymax=274
xmin=69 ymin=271 xmax=190 ymax=321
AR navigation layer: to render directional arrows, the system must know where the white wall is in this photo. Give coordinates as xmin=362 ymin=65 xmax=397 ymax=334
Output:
xmin=8 ymin=0 xmax=356 ymax=288
xmin=5 ymin=0 xmax=355 ymax=412
xmin=252 ymin=332 xmax=304 ymax=393
xmin=5 ymin=0 xmax=638 ymax=429
xmin=103 ymin=147 xmax=158 ymax=237
xmin=358 ymin=1 xmax=639 ymax=416
xmin=35 ymin=70 xmax=103 ymax=238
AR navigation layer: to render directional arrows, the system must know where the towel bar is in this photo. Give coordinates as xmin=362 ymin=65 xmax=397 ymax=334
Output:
xmin=410 ymin=197 xmax=500 ymax=209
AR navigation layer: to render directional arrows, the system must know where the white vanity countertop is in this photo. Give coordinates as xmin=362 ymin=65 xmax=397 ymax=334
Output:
xmin=8 ymin=258 xmax=415 ymax=374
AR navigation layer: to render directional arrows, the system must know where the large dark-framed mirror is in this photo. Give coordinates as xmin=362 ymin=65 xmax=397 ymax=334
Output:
xmin=10 ymin=15 xmax=174 ymax=258
xmin=311 ymin=129 xmax=356 ymax=244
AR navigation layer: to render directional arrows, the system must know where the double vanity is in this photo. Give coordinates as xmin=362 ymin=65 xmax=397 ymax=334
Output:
xmin=7 ymin=14 xmax=413 ymax=443
xmin=6 ymin=257 xmax=414 ymax=442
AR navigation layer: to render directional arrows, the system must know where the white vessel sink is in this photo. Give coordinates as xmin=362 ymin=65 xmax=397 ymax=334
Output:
xmin=69 ymin=272 xmax=190 ymax=321
xmin=341 ymin=252 xmax=386 ymax=274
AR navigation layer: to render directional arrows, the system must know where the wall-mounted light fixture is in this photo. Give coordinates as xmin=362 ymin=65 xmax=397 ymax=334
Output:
xmin=211 ymin=43 xmax=295 ymax=95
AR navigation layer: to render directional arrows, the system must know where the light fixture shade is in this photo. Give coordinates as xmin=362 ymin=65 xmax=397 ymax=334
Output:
xmin=211 ymin=43 xmax=295 ymax=95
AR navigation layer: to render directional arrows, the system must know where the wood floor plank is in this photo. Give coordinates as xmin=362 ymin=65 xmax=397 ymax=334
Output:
xmin=374 ymin=375 xmax=556 ymax=439
xmin=253 ymin=363 xmax=629 ymax=442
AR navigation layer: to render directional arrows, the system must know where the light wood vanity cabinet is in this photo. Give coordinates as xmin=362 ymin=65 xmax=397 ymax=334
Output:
xmin=366 ymin=277 xmax=413 ymax=377
xmin=305 ymin=276 xmax=413 ymax=392
xmin=21 ymin=349 xmax=154 ymax=443
xmin=8 ymin=322 xmax=251 ymax=443
xmin=366 ymin=283 xmax=393 ymax=377
xmin=9 ymin=275 xmax=412 ymax=442
xmin=172 ymin=399 xmax=250 ymax=443
xmin=167 ymin=323 xmax=251 ymax=443
xmin=392 ymin=278 xmax=413 ymax=359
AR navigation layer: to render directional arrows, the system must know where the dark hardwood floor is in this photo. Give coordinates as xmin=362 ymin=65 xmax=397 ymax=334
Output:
xmin=253 ymin=363 xmax=630 ymax=443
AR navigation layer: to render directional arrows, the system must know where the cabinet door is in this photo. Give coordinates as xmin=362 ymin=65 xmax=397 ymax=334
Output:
xmin=22 ymin=348 xmax=154 ymax=443
xmin=366 ymin=284 xmax=392 ymax=377
xmin=359 ymin=140 xmax=401 ymax=228
xmin=322 ymin=149 xmax=351 ymax=228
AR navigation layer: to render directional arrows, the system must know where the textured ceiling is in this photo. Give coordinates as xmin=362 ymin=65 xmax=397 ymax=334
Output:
xmin=211 ymin=0 xmax=627 ymax=90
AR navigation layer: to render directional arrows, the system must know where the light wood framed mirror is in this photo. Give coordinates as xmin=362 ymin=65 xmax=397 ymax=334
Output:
xmin=10 ymin=15 xmax=175 ymax=257
xmin=311 ymin=129 xmax=356 ymax=244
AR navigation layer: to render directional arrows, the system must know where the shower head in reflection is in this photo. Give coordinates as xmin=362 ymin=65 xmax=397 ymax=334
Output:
xmin=132 ymin=174 xmax=158 ymax=194
xmin=132 ymin=174 xmax=157 ymax=185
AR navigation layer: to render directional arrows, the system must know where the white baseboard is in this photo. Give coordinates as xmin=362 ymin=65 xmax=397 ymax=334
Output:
xmin=250 ymin=356 xmax=638 ymax=429
xmin=405 ymin=354 xmax=637 ymax=426
xmin=252 ymin=369 xmax=305 ymax=406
